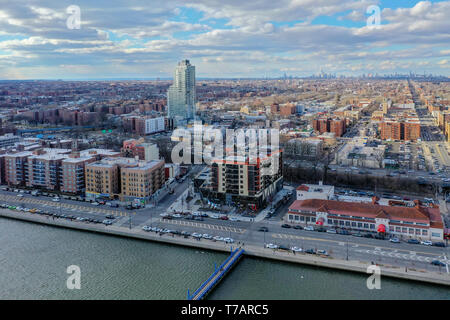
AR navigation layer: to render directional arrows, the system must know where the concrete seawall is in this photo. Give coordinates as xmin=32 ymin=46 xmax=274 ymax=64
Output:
xmin=1 ymin=209 xmax=450 ymax=288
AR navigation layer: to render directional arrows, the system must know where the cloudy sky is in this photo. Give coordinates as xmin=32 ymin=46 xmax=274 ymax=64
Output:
xmin=0 ymin=0 xmax=449 ymax=79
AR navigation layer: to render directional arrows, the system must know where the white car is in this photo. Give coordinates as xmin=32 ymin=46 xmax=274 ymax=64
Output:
xmin=291 ymin=246 xmax=303 ymax=252
xmin=304 ymin=226 xmax=314 ymax=231
xmin=202 ymin=234 xmax=213 ymax=240
xmin=229 ymin=217 xmax=240 ymax=222
xmin=191 ymin=233 xmax=202 ymax=238
xmin=210 ymin=214 xmax=220 ymax=219
xmin=223 ymin=237 xmax=234 ymax=243
xmin=173 ymin=214 xmax=182 ymax=218
xmin=420 ymin=240 xmax=432 ymax=246
xmin=326 ymin=229 xmax=337 ymax=234
xmin=16 ymin=194 xmax=24 ymax=197
xmin=213 ymin=236 xmax=224 ymax=242
xmin=142 ymin=226 xmax=151 ymax=231
xmin=52 ymin=197 xmax=60 ymax=202
xmin=265 ymin=243 xmax=278 ymax=249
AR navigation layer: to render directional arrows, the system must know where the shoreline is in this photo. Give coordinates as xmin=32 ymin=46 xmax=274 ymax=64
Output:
xmin=1 ymin=209 xmax=449 ymax=288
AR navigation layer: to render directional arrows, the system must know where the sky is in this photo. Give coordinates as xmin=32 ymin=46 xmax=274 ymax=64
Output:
xmin=0 ymin=0 xmax=449 ymax=79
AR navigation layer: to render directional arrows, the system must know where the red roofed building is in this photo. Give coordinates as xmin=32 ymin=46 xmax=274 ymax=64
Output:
xmin=286 ymin=199 xmax=444 ymax=241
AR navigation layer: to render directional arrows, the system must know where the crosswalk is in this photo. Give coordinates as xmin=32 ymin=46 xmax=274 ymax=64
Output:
xmin=0 ymin=194 xmax=125 ymax=216
xmin=354 ymin=248 xmax=449 ymax=264
xmin=272 ymin=233 xmax=334 ymax=243
xmin=158 ymin=218 xmax=246 ymax=234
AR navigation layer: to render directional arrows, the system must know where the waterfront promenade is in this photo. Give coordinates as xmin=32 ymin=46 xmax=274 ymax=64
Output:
xmin=1 ymin=208 xmax=449 ymax=287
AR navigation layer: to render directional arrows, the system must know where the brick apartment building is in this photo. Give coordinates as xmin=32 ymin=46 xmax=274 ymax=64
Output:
xmin=380 ymin=120 xmax=420 ymax=141
xmin=312 ymin=118 xmax=346 ymax=137
xmin=85 ymin=157 xmax=165 ymax=204
xmin=201 ymin=149 xmax=283 ymax=211
xmin=2 ymin=148 xmax=120 ymax=194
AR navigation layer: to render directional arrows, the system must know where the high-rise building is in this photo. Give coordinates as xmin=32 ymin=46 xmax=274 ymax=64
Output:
xmin=201 ymin=148 xmax=283 ymax=211
xmin=167 ymin=60 xmax=196 ymax=125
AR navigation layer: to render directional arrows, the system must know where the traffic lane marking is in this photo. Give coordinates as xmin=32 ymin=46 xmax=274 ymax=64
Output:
xmin=271 ymin=233 xmax=445 ymax=257
xmin=158 ymin=218 xmax=246 ymax=234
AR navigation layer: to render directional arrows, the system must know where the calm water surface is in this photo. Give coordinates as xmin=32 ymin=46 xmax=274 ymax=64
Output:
xmin=0 ymin=218 xmax=448 ymax=300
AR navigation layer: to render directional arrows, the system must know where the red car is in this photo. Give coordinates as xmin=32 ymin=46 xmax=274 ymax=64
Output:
xmin=220 ymin=216 xmax=229 ymax=220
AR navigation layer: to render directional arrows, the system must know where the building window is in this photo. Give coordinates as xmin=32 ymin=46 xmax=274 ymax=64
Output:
xmin=422 ymin=230 xmax=428 ymax=236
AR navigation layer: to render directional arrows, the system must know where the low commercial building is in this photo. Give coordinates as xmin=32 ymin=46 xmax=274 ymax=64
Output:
xmin=336 ymin=141 xmax=386 ymax=169
xmin=284 ymin=138 xmax=323 ymax=160
xmin=0 ymin=134 xmax=20 ymax=149
xmin=286 ymin=199 xmax=444 ymax=241
xmin=296 ymin=182 xmax=334 ymax=201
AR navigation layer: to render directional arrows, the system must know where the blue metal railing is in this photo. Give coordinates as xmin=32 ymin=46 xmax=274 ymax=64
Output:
xmin=188 ymin=247 xmax=245 ymax=300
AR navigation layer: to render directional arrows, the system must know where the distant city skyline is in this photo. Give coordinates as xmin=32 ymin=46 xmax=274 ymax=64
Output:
xmin=0 ymin=0 xmax=449 ymax=79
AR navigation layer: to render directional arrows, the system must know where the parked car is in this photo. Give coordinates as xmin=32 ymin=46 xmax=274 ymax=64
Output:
xmin=420 ymin=240 xmax=433 ymax=246
xmin=105 ymin=214 xmax=116 ymax=219
xmin=291 ymin=246 xmax=303 ymax=252
xmin=326 ymin=229 xmax=337 ymax=234
xmin=389 ymin=238 xmax=400 ymax=243
xmin=305 ymin=249 xmax=316 ymax=254
xmin=337 ymin=229 xmax=350 ymax=235
xmin=293 ymin=225 xmax=303 ymax=230
xmin=317 ymin=250 xmax=329 ymax=256
xmin=407 ymin=239 xmax=420 ymax=244
xmin=431 ymin=260 xmax=447 ymax=267
xmin=433 ymin=242 xmax=446 ymax=248
xmin=265 ymin=243 xmax=278 ymax=249
xmin=304 ymin=226 xmax=315 ymax=231
xmin=281 ymin=224 xmax=291 ymax=229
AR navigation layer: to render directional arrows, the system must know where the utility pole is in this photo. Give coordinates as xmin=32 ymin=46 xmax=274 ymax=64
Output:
xmin=346 ymin=240 xmax=349 ymax=261
xmin=129 ymin=212 xmax=132 ymax=229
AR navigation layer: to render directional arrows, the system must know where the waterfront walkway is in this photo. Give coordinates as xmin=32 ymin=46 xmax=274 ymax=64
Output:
xmin=188 ymin=247 xmax=245 ymax=300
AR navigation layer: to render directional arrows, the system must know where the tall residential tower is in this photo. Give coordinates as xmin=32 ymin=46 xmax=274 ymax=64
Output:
xmin=167 ymin=60 xmax=196 ymax=126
